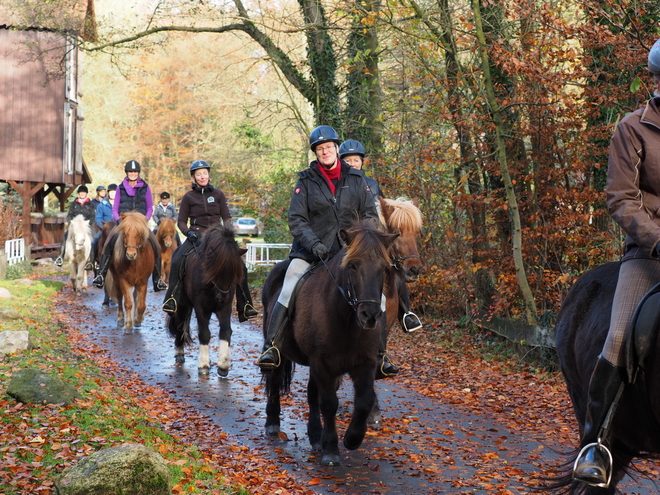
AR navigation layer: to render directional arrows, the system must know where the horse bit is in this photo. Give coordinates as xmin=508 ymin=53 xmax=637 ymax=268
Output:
xmin=390 ymin=235 xmax=420 ymax=272
xmin=321 ymin=258 xmax=381 ymax=310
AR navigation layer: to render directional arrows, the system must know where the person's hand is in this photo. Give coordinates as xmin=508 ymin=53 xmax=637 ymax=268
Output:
xmin=187 ymin=231 xmax=199 ymax=244
xmin=312 ymin=242 xmax=328 ymax=259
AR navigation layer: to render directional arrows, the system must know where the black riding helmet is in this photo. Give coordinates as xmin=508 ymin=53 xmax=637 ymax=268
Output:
xmin=160 ymin=191 xmax=171 ymax=199
xmin=309 ymin=125 xmax=340 ymax=151
xmin=190 ymin=160 xmax=210 ymax=175
xmin=339 ymin=139 xmax=366 ymax=159
xmin=125 ymin=160 xmax=141 ymax=173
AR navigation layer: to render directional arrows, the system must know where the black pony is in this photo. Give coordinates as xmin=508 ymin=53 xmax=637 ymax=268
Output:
xmin=554 ymin=261 xmax=660 ymax=493
xmin=167 ymin=223 xmax=246 ymax=376
xmin=261 ymin=220 xmax=398 ymax=466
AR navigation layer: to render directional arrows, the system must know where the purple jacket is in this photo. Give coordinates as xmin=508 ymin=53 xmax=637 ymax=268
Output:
xmin=112 ymin=177 xmax=153 ymax=221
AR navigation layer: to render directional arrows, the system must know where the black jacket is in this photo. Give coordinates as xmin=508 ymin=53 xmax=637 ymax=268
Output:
xmin=67 ymin=198 xmax=96 ymax=223
xmin=288 ymin=160 xmax=379 ymax=262
xmin=177 ymin=183 xmax=231 ymax=235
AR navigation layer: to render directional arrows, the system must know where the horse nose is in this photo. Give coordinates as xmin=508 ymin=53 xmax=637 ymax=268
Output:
xmin=358 ymin=305 xmax=383 ymax=330
xmin=126 ymin=252 xmax=137 ymax=261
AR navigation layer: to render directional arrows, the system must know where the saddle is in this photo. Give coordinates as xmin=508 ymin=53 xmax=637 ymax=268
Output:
xmin=624 ymin=281 xmax=660 ymax=383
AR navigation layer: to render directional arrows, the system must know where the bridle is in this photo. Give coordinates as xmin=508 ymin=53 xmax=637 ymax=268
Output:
xmin=389 ymin=233 xmax=420 ymax=272
xmin=321 ymin=257 xmax=381 ymax=310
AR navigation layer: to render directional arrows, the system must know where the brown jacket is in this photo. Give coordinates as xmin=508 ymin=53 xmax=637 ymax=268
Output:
xmin=607 ymin=97 xmax=660 ymax=261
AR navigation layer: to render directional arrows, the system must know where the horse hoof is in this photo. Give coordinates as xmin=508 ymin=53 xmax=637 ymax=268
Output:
xmin=175 ymin=355 xmax=185 ymax=364
xmin=123 ymin=328 xmax=132 ymax=335
xmin=368 ymin=410 xmax=382 ymax=425
xmin=321 ymin=453 xmax=341 ymax=466
xmin=198 ymin=367 xmax=210 ymax=376
xmin=311 ymin=441 xmax=322 ymax=451
xmin=134 ymin=322 xmax=142 ymax=328
xmin=101 ymin=304 xmax=109 ymax=309
xmin=217 ymin=367 xmax=229 ymax=377
xmin=265 ymin=425 xmax=280 ymax=436
xmin=343 ymin=434 xmax=364 ymax=451
xmin=117 ymin=320 xmax=124 ymax=327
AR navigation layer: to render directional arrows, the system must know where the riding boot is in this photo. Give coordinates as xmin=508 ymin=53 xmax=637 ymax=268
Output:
xmin=162 ymin=247 xmax=186 ymax=313
xmin=149 ymin=236 xmax=168 ymax=292
xmin=398 ymin=279 xmax=422 ymax=332
xmin=573 ymin=356 xmax=625 ymax=488
xmin=236 ymin=263 xmax=258 ymax=322
xmin=55 ymin=231 xmax=68 ymax=266
xmin=257 ymin=302 xmax=288 ymax=371
xmin=92 ymin=234 xmax=117 ymax=289
xmin=375 ymin=322 xmax=399 ymax=379
xmin=84 ymin=243 xmax=95 ymax=271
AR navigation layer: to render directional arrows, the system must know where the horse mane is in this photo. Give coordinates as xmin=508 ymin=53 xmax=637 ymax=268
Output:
xmin=157 ymin=218 xmax=176 ymax=236
xmin=379 ymin=197 xmax=423 ymax=234
xmin=69 ymin=214 xmax=92 ymax=236
xmin=341 ymin=219 xmax=391 ymax=269
xmin=199 ymin=224 xmax=244 ymax=286
xmin=113 ymin=212 xmax=150 ymax=265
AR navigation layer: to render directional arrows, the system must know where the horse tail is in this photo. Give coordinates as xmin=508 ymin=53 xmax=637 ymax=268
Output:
xmin=263 ymin=359 xmax=295 ymax=396
xmin=105 ymin=271 xmax=117 ymax=300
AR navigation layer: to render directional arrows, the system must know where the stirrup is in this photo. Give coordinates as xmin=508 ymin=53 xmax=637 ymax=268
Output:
xmin=162 ymin=297 xmax=177 ymax=313
xmin=572 ymin=440 xmax=613 ymax=488
xmin=84 ymin=261 xmax=93 ymax=271
xmin=92 ymin=275 xmax=105 ymax=289
xmin=257 ymin=345 xmax=281 ymax=370
xmin=243 ymin=303 xmax=258 ymax=318
xmin=55 ymin=256 xmax=63 ymax=267
xmin=402 ymin=311 xmax=422 ymax=333
xmin=376 ymin=354 xmax=399 ymax=379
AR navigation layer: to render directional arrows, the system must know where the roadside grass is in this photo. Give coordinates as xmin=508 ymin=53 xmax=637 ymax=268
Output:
xmin=0 ymin=274 xmax=246 ymax=495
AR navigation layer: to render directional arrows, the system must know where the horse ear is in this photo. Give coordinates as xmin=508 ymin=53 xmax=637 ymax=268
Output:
xmin=384 ymin=231 xmax=399 ymax=248
xmin=339 ymin=228 xmax=351 ymax=246
xmin=240 ymin=248 xmax=248 ymax=256
xmin=120 ymin=212 xmax=126 ymax=220
xmin=379 ymin=197 xmax=393 ymax=219
xmin=412 ymin=197 xmax=419 ymax=207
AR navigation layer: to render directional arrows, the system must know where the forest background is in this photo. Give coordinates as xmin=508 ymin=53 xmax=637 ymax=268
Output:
xmin=9 ymin=0 xmax=660 ymax=331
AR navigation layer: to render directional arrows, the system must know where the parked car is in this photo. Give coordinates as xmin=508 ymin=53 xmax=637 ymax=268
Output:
xmin=234 ymin=217 xmax=260 ymax=237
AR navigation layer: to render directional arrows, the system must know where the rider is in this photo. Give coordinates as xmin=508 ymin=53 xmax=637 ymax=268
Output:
xmin=86 ymin=183 xmax=117 ymax=271
xmin=152 ymin=191 xmax=180 ymax=244
xmin=54 ymin=185 xmax=96 ymax=267
xmin=339 ymin=139 xmax=423 ymax=333
xmin=571 ymin=39 xmax=660 ymax=487
xmin=161 ymin=160 xmax=258 ymax=322
xmin=92 ymin=160 xmax=168 ymax=292
xmin=257 ymin=125 xmax=397 ymax=376
xmin=91 ymin=185 xmax=107 ymax=215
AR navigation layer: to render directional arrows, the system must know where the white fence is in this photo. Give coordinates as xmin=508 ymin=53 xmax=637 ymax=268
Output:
xmin=245 ymin=243 xmax=291 ymax=272
xmin=5 ymin=238 xmax=26 ymax=265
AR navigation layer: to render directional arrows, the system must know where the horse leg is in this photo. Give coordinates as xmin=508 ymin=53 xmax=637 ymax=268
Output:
xmin=312 ymin=371 xmax=341 ymax=466
xmin=265 ymin=361 xmax=289 ymax=436
xmin=196 ymin=311 xmax=212 ymax=375
xmin=368 ymin=393 xmax=382 ymax=426
xmin=134 ymin=284 xmax=147 ymax=328
xmin=121 ymin=281 xmax=133 ymax=332
xmin=306 ymin=376 xmax=322 ymax=451
xmin=344 ymin=368 xmax=377 ymax=451
xmin=115 ymin=280 xmax=125 ymax=328
xmin=216 ymin=309 xmax=233 ymax=377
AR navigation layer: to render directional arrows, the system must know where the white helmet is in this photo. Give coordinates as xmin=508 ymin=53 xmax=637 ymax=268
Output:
xmin=649 ymin=39 xmax=660 ymax=74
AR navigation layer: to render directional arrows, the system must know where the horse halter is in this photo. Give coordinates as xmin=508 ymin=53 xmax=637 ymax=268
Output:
xmin=321 ymin=258 xmax=381 ymax=310
xmin=390 ymin=234 xmax=420 ymax=272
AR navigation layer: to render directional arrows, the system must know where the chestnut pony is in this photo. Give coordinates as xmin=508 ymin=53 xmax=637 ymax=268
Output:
xmin=261 ymin=219 xmax=398 ymax=466
xmin=105 ymin=212 xmax=157 ymax=333
xmin=155 ymin=218 xmax=178 ymax=285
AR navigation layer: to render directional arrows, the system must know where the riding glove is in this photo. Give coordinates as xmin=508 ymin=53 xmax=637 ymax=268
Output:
xmin=312 ymin=242 xmax=328 ymax=259
xmin=187 ymin=231 xmax=199 ymax=244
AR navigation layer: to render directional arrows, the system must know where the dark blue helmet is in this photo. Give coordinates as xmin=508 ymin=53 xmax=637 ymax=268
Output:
xmin=339 ymin=139 xmax=366 ymax=159
xmin=309 ymin=125 xmax=340 ymax=151
xmin=190 ymin=160 xmax=210 ymax=176
xmin=649 ymin=38 xmax=660 ymax=74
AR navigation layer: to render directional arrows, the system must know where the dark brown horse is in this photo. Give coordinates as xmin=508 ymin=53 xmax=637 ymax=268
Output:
xmin=155 ymin=218 xmax=178 ymax=285
xmin=554 ymin=261 xmax=660 ymax=493
xmin=105 ymin=212 xmax=156 ymax=333
xmin=261 ymin=220 xmax=398 ymax=466
xmin=96 ymin=220 xmax=116 ymax=309
xmin=167 ymin=223 xmax=246 ymax=377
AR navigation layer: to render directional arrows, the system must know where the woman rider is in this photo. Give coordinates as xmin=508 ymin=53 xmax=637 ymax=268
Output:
xmin=571 ymin=40 xmax=660 ymax=487
xmin=161 ymin=160 xmax=258 ymax=322
xmin=92 ymin=160 xmax=168 ymax=292
xmin=257 ymin=125 xmax=396 ymax=376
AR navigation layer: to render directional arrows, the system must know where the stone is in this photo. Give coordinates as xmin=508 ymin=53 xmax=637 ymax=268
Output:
xmin=14 ymin=278 xmax=34 ymax=285
xmin=0 ymin=287 xmax=11 ymax=299
xmin=55 ymin=443 xmax=171 ymax=495
xmin=0 ymin=330 xmax=31 ymax=354
xmin=6 ymin=368 xmax=80 ymax=406
xmin=0 ymin=308 xmax=22 ymax=321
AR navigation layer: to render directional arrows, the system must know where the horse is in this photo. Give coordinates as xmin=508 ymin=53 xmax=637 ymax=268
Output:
xmin=156 ymin=218 xmax=178 ymax=285
xmin=104 ymin=212 xmax=157 ymax=333
xmin=261 ymin=220 xmax=398 ymax=466
xmin=167 ymin=223 xmax=246 ymax=377
xmin=554 ymin=261 xmax=660 ymax=494
xmin=65 ymin=214 xmax=93 ymax=295
xmin=96 ymin=220 xmax=116 ymax=309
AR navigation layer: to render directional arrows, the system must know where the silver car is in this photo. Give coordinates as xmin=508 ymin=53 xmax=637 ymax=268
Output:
xmin=234 ymin=217 xmax=260 ymax=237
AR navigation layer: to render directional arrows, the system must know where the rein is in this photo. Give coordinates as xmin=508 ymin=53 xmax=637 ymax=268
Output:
xmin=320 ymin=257 xmax=381 ymax=310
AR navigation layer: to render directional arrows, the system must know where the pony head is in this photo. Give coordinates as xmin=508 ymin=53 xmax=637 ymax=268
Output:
xmin=379 ymin=196 xmax=424 ymax=282
xmin=117 ymin=212 xmax=150 ymax=262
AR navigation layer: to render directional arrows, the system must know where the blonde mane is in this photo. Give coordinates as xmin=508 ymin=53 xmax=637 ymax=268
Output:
xmin=379 ymin=197 xmax=423 ymax=234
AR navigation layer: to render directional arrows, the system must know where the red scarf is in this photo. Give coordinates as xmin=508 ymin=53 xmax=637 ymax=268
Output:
xmin=317 ymin=160 xmax=341 ymax=195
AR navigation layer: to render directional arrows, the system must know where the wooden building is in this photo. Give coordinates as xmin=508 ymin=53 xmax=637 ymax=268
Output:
xmin=0 ymin=1 xmax=96 ymax=257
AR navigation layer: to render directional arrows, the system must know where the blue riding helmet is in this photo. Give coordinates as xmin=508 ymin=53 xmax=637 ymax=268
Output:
xmin=309 ymin=125 xmax=340 ymax=151
xmin=649 ymin=38 xmax=660 ymax=74
xmin=339 ymin=139 xmax=366 ymax=159
xmin=190 ymin=160 xmax=210 ymax=176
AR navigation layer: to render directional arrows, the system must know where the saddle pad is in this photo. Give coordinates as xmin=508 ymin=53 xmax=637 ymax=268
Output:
xmin=625 ymin=284 xmax=660 ymax=382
